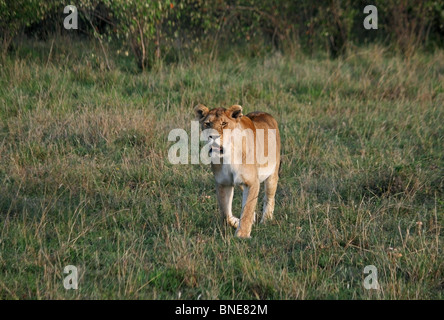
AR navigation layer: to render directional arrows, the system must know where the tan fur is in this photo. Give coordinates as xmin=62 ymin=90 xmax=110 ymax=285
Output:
xmin=194 ymin=104 xmax=281 ymax=238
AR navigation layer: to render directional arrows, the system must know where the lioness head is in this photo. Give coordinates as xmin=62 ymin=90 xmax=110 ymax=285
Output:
xmin=194 ymin=104 xmax=243 ymax=156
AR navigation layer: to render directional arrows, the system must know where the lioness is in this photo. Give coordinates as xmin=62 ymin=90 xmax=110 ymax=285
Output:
xmin=194 ymin=104 xmax=281 ymax=238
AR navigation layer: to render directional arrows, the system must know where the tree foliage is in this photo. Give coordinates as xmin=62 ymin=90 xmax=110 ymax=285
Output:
xmin=1 ymin=0 xmax=443 ymax=65
xmin=0 ymin=0 xmax=61 ymax=58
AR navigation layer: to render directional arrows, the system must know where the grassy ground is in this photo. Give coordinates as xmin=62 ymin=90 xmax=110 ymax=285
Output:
xmin=0 ymin=38 xmax=443 ymax=299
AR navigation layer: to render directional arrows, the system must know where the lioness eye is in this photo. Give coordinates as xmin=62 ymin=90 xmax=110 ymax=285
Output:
xmin=222 ymin=122 xmax=228 ymax=127
xmin=204 ymin=122 xmax=211 ymax=127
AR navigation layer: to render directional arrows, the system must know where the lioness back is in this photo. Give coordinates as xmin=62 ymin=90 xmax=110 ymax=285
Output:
xmin=246 ymin=111 xmax=280 ymax=156
xmin=246 ymin=111 xmax=279 ymax=131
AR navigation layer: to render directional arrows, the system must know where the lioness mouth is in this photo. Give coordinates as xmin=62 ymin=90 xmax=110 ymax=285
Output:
xmin=209 ymin=146 xmax=223 ymax=156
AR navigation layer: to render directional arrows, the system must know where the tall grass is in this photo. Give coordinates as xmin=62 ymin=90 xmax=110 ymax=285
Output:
xmin=0 ymin=39 xmax=442 ymax=299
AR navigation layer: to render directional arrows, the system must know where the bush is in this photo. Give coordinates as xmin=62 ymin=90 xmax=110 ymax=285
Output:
xmin=2 ymin=0 xmax=443 ymax=65
xmin=0 ymin=0 xmax=62 ymax=58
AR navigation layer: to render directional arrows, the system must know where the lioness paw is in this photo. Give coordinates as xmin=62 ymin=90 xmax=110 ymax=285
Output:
xmin=234 ymin=228 xmax=251 ymax=239
xmin=228 ymin=216 xmax=239 ymax=229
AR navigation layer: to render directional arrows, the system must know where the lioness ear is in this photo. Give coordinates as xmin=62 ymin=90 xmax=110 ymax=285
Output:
xmin=194 ymin=104 xmax=209 ymax=121
xmin=227 ymin=105 xmax=243 ymax=120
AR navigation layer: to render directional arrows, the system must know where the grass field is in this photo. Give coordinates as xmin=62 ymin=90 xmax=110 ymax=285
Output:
xmin=0 ymin=38 xmax=443 ymax=299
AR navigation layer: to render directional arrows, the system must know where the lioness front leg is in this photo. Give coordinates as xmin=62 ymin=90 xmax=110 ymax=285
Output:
xmin=240 ymin=184 xmax=256 ymax=223
xmin=235 ymin=181 xmax=259 ymax=238
xmin=261 ymin=169 xmax=279 ymax=223
xmin=216 ymin=184 xmax=239 ymax=228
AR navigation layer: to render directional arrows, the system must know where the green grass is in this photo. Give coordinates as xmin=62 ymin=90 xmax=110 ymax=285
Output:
xmin=0 ymin=38 xmax=443 ymax=299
